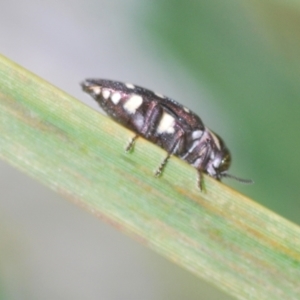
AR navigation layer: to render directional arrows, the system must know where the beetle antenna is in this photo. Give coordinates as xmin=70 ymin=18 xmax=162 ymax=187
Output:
xmin=221 ymin=173 xmax=254 ymax=184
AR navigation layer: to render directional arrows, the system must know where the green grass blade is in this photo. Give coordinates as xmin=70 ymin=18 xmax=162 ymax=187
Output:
xmin=0 ymin=54 xmax=299 ymax=300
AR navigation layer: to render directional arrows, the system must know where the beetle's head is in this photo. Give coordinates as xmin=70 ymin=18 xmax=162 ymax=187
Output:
xmin=205 ymin=133 xmax=231 ymax=180
xmin=207 ymin=131 xmax=253 ymax=184
xmin=212 ymin=146 xmax=231 ymax=179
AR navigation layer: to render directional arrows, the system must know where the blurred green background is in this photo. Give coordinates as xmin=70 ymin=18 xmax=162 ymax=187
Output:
xmin=1 ymin=0 xmax=299 ymax=299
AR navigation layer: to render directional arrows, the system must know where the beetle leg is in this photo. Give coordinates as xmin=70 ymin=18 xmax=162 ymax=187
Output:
xmin=125 ymin=134 xmax=139 ymax=152
xmin=155 ymin=153 xmax=171 ymax=177
xmin=155 ymin=129 xmax=185 ymax=177
xmin=197 ymin=171 xmax=204 ymax=191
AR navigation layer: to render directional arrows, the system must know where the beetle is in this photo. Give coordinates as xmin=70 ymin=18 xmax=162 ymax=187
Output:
xmin=81 ymin=79 xmax=252 ymax=189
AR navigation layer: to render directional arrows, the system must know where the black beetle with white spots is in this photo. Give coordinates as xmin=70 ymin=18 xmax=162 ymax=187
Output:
xmin=81 ymin=79 xmax=252 ymax=190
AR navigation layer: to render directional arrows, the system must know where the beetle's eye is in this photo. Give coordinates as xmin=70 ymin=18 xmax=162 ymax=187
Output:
xmin=219 ymin=151 xmax=231 ymax=172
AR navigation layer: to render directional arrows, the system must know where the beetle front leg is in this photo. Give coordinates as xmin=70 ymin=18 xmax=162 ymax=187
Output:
xmin=197 ymin=170 xmax=204 ymax=191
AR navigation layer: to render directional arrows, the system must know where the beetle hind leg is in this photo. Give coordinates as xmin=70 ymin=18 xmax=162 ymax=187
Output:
xmin=197 ymin=170 xmax=204 ymax=191
xmin=125 ymin=134 xmax=139 ymax=152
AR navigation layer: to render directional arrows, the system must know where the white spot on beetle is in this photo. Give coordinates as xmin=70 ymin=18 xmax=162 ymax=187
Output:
xmin=157 ymin=112 xmax=175 ymax=134
xmin=154 ymin=92 xmax=165 ymax=99
xmin=102 ymin=89 xmax=111 ymax=99
xmin=213 ymin=157 xmax=222 ymax=168
xmin=111 ymin=92 xmax=122 ymax=104
xmin=192 ymin=130 xmax=203 ymax=140
xmin=91 ymin=86 xmax=101 ymax=95
xmin=123 ymin=94 xmax=143 ymax=114
xmin=125 ymin=83 xmax=135 ymax=89
xmin=133 ymin=113 xmax=144 ymax=130
xmin=183 ymin=107 xmax=190 ymax=113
